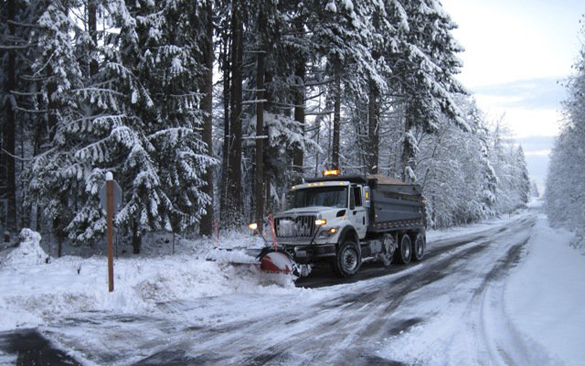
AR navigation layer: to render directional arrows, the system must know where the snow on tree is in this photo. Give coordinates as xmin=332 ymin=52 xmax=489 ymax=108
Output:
xmin=546 ymin=21 xmax=585 ymax=247
xmin=246 ymin=111 xmax=321 ymax=213
xmin=24 ymin=0 xmax=215 ymax=253
xmin=0 ymin=0 xmax=47 ymax=236
xmin=392 ymin=0 xmax=467 ymax=182
xmin=416 ymin=96 xmax=492 ymax=228
xmin=530 ymin=180 xmax=540 ymax=198
xmin=3 ymin=0 xmax=537 ymax=245
xmin=485 ymin=121 xmax=530 ymax=215
xmin=20 ymin=0 xmax=86 ymax=255
xmin=309 ymin=0 xmax=380 ymax=170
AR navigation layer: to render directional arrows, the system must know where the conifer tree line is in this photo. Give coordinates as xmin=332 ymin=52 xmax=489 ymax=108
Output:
xmin=0 ymin=0 xmax=530 ymax=253
xmin=545 ymin=19 xmax=585 ymax=247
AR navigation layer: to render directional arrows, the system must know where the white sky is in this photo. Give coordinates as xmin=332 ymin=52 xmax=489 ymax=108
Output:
xmin=440 ymin=0 xmax=585 ymax=190
xmin=443 ymin=0 xmax=582 ymax=86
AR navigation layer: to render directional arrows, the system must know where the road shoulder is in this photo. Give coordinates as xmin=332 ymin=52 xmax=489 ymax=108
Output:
xmin=504 ymin=214 xmax=585 ymax=366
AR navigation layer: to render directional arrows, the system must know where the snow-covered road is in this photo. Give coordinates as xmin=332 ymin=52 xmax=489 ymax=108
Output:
xmin=2 ymin=208 xmax=583 ymax=365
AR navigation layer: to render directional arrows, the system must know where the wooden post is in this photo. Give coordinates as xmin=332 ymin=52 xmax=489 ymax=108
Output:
xmin=214 ymin=219 xmax=220 ymax=247
xmin=268 ymin=213 xmax=277 ymax=250
xmin=106 ymin=172 xmax=114 ymax=292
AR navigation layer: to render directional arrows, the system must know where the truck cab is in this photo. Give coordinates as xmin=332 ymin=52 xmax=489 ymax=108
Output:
xmin=281 ymin=180 xmax=369 ymax=241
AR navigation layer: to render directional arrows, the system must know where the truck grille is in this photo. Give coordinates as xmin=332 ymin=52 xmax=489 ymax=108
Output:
xmin=274 ymin=215 xmax=316 ymax=238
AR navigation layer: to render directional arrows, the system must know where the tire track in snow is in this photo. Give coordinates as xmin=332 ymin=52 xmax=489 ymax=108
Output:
xmin=202 ymin=215 xmax=538 ymax=365
xmin=124 ymin=214 xmax=538 ymax=365
xmin=377 ymin=215 xmax=541 ymax=365
xmin=36 ymin=214 xmax=539 ymax=365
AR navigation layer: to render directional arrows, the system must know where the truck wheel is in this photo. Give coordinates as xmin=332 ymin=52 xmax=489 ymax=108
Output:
xmin=378 ymin=234 xmax=395 ymax=267
xmin=395 ymin=234 xmax=412 ymax=264
xmin=333 ymin=239 xmax=361 ymax=277
xmin=413 ymin=233 xmax=426 ymax=261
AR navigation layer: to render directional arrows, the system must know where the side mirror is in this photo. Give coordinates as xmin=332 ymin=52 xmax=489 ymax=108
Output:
xmin=364 ymin=186 xmax=371 ymax=208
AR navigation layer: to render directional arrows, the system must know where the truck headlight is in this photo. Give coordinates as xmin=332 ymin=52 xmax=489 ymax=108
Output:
xmin=318 ymin=227 xmax=339 ymax=237
xmin=315 ymin=219 xmax=327 ymax=226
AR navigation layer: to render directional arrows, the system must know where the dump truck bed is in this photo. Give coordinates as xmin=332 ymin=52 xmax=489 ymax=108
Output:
xmin=368 ymin=177 xmax=425 ymax=233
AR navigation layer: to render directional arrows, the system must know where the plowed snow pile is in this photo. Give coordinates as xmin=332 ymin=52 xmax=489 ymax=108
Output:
xmin=0 ymin=230 xmax=298 ymax=331
xmin=2 ymin=229 xmax=48 ymax=266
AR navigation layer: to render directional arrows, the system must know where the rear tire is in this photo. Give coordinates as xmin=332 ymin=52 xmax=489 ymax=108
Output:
xmin=378 ymin=234 xmax=395 ymax=267
xmin=395 ymin=233 xmax=412 ymax=264
xmin=333 ymin=238 xmax=361 ymax=277
xmin=413 ymin=233 xmax=426 ymax=261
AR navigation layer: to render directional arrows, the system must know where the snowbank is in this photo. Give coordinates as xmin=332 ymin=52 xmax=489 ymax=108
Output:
xmin=0 ymin=230 xmax=299 ymax=332
xmin=2 ymin=229 xmax=48 ymax=266
xmin=505 ymin=214 xmax=585 ymax=365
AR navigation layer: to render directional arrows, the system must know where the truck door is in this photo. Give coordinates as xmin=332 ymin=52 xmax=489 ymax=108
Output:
xmin=350 ymin=185 xmax=368 ymax=239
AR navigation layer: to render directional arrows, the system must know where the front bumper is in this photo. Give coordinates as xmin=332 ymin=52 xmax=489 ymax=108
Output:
xmin=280 ymin=243 xmax=337 ymax=264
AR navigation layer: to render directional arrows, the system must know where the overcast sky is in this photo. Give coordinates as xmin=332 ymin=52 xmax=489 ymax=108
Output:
xmin=440 ymin=0 xmax=585 ymax=191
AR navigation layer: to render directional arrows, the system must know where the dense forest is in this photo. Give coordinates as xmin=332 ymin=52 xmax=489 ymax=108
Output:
xmin=545 ymin=20 xmax=585 ymax=248
xmin=0 ymin=0 xmax=531 ymax=254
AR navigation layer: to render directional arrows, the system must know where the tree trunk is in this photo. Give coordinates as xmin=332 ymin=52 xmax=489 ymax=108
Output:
xmin=368 ymin=10 xmax=380 ymax=176
xmin=46 ymin=63 xmax=68 ymax=250
xmin=132 ymin=222 xmax=141 ymax=254
xmin=332 ymin=71 xmax=341 ymax=170
xmin=199 ymin=0 xmax=214 ymax=237
xmin=3 ymin=0 xmax=17 ymax=234
xmin=292 ymin=17 xmax=305 ymax=174
xmin=265 ymin=173 xmax=271 ymax=213
xmin=367 ymin=80 xmax=379 ymax=175
xmin=401 ymin=103 xmax=416 ymax=182
xmin=219 ymin=19 xmax=231 ymax=227
xmin=293 ymin=63 xmax=305 ymax=173
xmin=254 ymin=9 xmax=266 ymax=230
xmin=226 ymin=1 xmax=243 ymax=227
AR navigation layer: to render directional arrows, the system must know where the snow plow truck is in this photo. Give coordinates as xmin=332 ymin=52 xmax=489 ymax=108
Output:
xmin=252 ymin=171 xmax=427 ymax=277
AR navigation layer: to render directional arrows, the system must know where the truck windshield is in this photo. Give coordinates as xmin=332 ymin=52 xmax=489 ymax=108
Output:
xmin=291 ymin=187 xmax=348 ymax=209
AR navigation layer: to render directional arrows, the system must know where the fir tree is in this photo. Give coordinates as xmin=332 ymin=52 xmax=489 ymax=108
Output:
xmin=26 ymin=0 xmax=215 ymax=253
xmin=393 ymin=0 xmax=466 ymax=182
xmin=546 ymin=20 xmax=585 ymax=244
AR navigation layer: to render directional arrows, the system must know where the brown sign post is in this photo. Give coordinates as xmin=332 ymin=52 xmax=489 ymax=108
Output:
xmin=106 ymin=172 xmax=115 ymax=292
xmin=106 ymin=173 xmax=114 ymax=292
xmin=101 ymin=172 xmax=122 ymax=292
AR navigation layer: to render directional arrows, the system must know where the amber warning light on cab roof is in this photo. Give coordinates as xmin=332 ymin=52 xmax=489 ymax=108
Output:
xmin=322 ymin=169 xmax=341 ymax=177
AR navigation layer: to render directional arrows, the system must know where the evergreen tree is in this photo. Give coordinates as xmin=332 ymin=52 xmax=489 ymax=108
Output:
xmin=546 ymin=21 xmax=585 ymax=243
xmin=416 ymin=96 xmax=488 ymax=227
xmin=0 ymin=0 xmax=30 ymax=236
xmin=222 ymin=0 xmax=244 ymax=227
xmin=1 ymin=0 xmax=538 ymax=245
xmin=310 ymin=0 xmax=379 ymax=170
xmin=199 ymin=0 xmax=215 ymax=237
xmin=393 ymin=0 xmax=466 ymax=182
xmin=515 ymin=146 xmax=531 ymax=205
xmin=21 ymin=0 xmax=85 ymax=254
xmin=25 ymin=0 xmax=214 ymax=253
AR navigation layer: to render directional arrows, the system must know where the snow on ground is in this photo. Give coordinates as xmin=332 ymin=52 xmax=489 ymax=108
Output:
xmin=426 ymin=210 xmax=525 ymax=243
xmin=374 ymin=202 xmax=585 ymax=366
xmin=505 ymin=214 xmax=585 ymax=365
xmin=1 ymin=205 xmax=584 ymax=365
xmin=2 ymin=229 xmax=48 ymax=266
xmin=0 ymin=230 xmax=299 ymax=332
